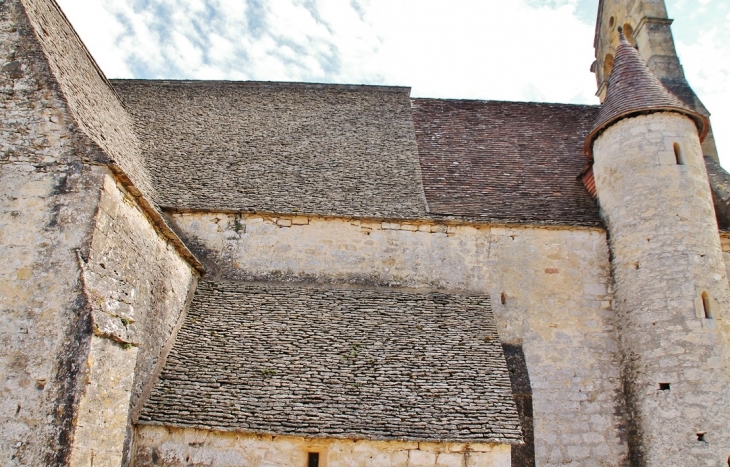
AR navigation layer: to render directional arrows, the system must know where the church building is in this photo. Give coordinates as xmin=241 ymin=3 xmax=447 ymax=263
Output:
xmin=1 ymin=0 xmax=729 ymax=465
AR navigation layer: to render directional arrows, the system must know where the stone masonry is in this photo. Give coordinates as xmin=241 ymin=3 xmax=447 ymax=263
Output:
xmin=2 ymin=0 xmax=730 ymax=466
xmin=70 ymin=173 xmax=196 ymax=466
xmin=1 ymin=0 xmax=105 ymax=462
xmin=1 ymin=1 xmax=198 ymax=465
xmin=593 ymin=0 xmax=719 ymax=160
xmin=135 ymin=426 xmax=513 ymax=467
xmin=592 ymin=112 xmax=730 ymax=465
xmin=170 ymin=212 xmax=629 ymax=465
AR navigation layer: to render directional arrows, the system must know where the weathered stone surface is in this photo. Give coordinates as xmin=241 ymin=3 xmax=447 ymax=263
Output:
xmin=19 ymin=0 xmax=156 ymax=204
xmin=70 ymin=174 xmax=196 ymax=465
xmin=1 ymin=2 xmax=198 ymax=465
xmin=111 ymin=79 xmax=607 ymax=227
xmin=140 ymin=280 xmax=522 ymax=444
xmin=705 ymin=156 xmax=730 ymax=231
xmin=0 ymin=0 xmax=106 ymax=463
xmin=168 ymin=212 xmax=629 ymax=465
xmin=585 ymin=30 xmax=707 ymax=157
xmin=134 ymin=426 xmax=512 ymax=467
xmin=593 ymin=0 xmax=718 ymax=160
xmin=592 ymin=112 xmax=730 ymax=465
xmin=4 ymin=2 xmax=727 ymax=466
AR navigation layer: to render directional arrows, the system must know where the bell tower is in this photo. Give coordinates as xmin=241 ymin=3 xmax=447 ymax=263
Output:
xmin=592 ymin=0 xmax=719 ymax=161
xmin=587 ymin=28 xmax=730 ymax=466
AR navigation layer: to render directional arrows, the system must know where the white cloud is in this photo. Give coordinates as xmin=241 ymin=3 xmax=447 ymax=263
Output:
xmin=55 ymin=0 xmax=729 ymax=164
xmin=55 ymin=0 xmax=133 ymax=77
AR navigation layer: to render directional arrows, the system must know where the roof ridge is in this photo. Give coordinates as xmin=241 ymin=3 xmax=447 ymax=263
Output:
xmin=111 ymin=79 xmax=411 ymax=94
xmin=410 ymin=97 xmax=599 ymax=108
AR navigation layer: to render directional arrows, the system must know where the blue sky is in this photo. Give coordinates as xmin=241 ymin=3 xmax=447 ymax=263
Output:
xmin=56 ymin=0 xmax=729 ymax=166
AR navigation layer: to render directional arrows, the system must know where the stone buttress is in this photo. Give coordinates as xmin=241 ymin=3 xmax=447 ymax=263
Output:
xmin=0 ymin=1 xmax=200 ymax=465
xmin=587 ymin=30 xmax=730 ymax=466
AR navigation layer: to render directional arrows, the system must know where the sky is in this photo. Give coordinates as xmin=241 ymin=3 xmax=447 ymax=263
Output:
xmin=56 ymin=0 xmax=730 ymax=166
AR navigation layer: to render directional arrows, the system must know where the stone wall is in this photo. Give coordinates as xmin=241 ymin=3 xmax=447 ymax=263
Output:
xmin=2 ymin=1 xmax=198 ymax=464
xmin=0 ymin=161 xmax=102 ymax=466
xmin=135 ymin=426 xmax=512 ymax=467
xmin=168 ymin=212 xmax=629 ymax=466
xmin=70 ymin=174 xmax=196 ymax=466
xmin=592 ymin=112 xmax=730 ymax=465
xmin=0 ymin=0 xmax=106 ymax=463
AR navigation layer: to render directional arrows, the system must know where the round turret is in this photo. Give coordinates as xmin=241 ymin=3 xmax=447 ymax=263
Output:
xmin=589 ymin=28 xmax=730 ymax=466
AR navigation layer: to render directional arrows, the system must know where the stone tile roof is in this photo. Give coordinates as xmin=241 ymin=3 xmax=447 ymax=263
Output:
xmin=584 ymin=31 xmax=708 ymax=157
xmin=112 ymin=80 xmax=428 ymax=219
xmin=138 ymin=280 xmax=523 ymax=444
xmin=112 ymin=79 xmax=604 ymax=226
xmin=705 ymin=157 xmax=730 ymax=232
xmin=22 ymin=0 xmax=157 ymax=203
xmin=412 ymin=99 xmax=602 ymax=226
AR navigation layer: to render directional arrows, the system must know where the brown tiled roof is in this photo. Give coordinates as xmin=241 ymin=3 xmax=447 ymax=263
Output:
xmin=584 ymin=31 xmax=708 ymax=157
xmin=139 ymin=280 xmax=523 ymax=444
xmin=412 ymin=99 xmax=602 ymax=226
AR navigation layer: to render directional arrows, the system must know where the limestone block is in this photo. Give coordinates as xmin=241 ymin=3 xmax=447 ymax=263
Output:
xmin=436 ymin=452 xmax=465 ymax=467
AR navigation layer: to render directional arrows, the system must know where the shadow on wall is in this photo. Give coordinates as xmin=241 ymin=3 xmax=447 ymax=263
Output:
xmin=502 ymin=343 xmax=535 ymax=467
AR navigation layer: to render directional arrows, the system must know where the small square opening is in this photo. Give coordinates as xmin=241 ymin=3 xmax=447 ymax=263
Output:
xmin=697 ymin=432 xmax=706 ymax=442
xmin=658 ymin=383 xmax=670 ymax=391
xmin=308 ymin=452 xmax=320 ymax=467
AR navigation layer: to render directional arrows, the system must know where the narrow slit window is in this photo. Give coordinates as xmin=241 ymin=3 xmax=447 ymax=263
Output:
xmin=674 ymin=143 xmax=685 ymax=165
xmin=308 ymin=452 xmax=320 ymax=467
xmin=702 ymin=292 xmax=713 ymax=319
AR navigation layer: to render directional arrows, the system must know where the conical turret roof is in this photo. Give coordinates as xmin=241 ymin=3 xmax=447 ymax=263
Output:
xmin=584 ymin=28 xmax=708 ymax=157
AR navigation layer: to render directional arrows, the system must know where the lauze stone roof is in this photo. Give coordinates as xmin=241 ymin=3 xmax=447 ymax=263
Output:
xmin=112 ymin=80 xmax=428 ymax=219
xmin=21 ymin=0 xmax=157 ymax=204
xmin=112 ymin=80 xmax=603 ymax=227
xmin=138 ymin=280 xmax=523 ymax=444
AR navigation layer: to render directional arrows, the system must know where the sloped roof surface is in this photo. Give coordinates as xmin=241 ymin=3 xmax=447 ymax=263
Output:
xmin=704 ymin=157 xmax=730 ymax=231
xmin=412 ymin=99 xmax=602 ymax=226
xmin=112 ymin=80 xmax=604 ymax=226
xmin=585 ymin=32 xmax=707 ymax=156
xmin=139 ymin=280 xmax=522 ymax=444
xmin=20 ymin=0 xmax=156 ymax=203
xmin=112 ymin=80 xmax=428 ymax=219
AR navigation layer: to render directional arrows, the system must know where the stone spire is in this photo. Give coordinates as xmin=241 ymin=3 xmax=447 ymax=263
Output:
xmin=584 ymin=27 xmax=708 ymax=157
